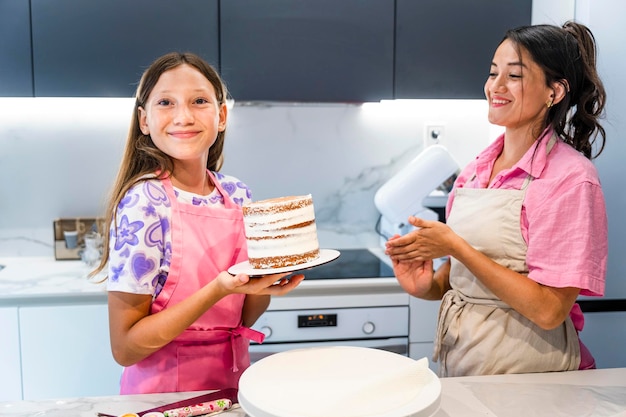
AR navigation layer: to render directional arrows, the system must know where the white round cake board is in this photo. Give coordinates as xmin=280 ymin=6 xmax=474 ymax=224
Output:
xmin=238 ymin=346 xmax=441 ymax=417
xmin=228 ymin=249 xmax=340 ymax=276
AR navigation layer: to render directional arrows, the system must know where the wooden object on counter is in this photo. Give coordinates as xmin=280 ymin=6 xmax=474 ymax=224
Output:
xmin=53 ymin=217 xmax=105 ymax=260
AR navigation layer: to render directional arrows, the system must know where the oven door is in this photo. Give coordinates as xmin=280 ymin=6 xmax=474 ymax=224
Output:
xmin=249 ymin=337 xmax=409 ymax=364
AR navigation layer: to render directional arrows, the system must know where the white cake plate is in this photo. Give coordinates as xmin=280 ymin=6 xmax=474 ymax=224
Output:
xmin=228 ymin=249 xmax=340 ymax=276
xmin=238 ymin=346 xmax=441 ymax=417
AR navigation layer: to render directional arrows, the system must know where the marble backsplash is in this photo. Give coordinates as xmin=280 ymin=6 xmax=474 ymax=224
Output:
xmin=0 ymin=98 xmax=497 ymax=257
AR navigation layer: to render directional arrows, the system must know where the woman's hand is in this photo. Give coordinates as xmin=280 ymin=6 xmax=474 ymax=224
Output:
xmin=391 ymin=244 xmax=436 ymax=298
xmin=385 ymin=216 xmax=455 ymax=300
xmin=385 ymin=216 xmax=459 ymax=261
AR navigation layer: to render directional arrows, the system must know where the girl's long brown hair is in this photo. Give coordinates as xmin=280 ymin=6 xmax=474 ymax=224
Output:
xmin=91 ymin=52 xmax=228 ymax=278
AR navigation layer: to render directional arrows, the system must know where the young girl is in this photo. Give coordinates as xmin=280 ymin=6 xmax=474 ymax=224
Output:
xmin=385 ymin=21 xmax=607 ymax=376
xmin=92 ymin=52 xmax=304 ymax=394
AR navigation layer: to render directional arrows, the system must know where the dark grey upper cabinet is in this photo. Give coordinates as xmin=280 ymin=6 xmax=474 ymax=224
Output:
xmin=0 ymin=1 xmax=33 ymax=96
xmin=220 ymin=0 xmax=395 ymax=103
xmin=7 ymin=0 xmax=532 ymax=100
xmin=395 ymin=0 xmax=532 ymax=99
xmin=30 ymin=0 xmax=219 ymax=97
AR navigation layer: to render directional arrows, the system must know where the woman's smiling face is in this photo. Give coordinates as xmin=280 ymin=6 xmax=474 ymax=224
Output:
xmin=484 ymin=39 xmax=554 ymax=133
xmin=138 ymin=63 xmax=227 ymax=166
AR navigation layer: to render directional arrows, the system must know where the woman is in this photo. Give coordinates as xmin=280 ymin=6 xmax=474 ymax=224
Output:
xmin=92 ymin=52 xmax=304 ymax=394
xmin=385 ymin=22 xmax=607 ymax=377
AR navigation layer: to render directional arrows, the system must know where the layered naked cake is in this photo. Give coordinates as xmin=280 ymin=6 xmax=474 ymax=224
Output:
xmin=242 ymin=194 xmax=320 ymax=269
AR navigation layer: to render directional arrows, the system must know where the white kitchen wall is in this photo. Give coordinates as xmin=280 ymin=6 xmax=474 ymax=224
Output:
xmin=573 ymin=0 xmax=626 ymax=301
xmin=0 ymin=98 xmax=493 ymax=256
xmin=531 ymin=0 xmax=575 ymax=24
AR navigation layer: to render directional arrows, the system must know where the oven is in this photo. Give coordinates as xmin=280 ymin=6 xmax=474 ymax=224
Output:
xmin=249 ymin=249 xmax=410 ymax=363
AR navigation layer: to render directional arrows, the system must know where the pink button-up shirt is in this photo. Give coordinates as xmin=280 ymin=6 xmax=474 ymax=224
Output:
xmin=446 ymin=129 xmax=607 ymax=369
xmin=447 ymin=129 xmax=607 ymax=297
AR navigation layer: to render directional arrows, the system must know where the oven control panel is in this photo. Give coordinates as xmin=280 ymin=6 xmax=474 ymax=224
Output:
xmin=251 ymin=306 xmax=409 ymax=343
xmin=298 ymin=313 xmax=337 ymax=328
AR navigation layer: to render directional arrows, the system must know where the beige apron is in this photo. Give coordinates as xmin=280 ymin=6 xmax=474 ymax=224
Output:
xmin=434 ymin=136 xmax=580 ymax=377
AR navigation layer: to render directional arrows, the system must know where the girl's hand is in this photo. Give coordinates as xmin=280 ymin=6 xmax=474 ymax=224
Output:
xmin=216 ymin=271 xmax=305 ymax=296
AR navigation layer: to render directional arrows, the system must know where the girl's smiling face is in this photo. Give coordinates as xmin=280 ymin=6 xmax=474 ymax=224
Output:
xmin=138 ymin=64 xmax=227 ymax=166
xmin=484 ymin=39 xmax=555 ymax=134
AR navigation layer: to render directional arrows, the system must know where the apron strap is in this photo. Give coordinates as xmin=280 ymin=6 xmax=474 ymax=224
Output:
xmin=468 ymin=133 xmax=559 ymax=186
xmin=520 ymin=133 xmax=558 ymax=188
xmin=213 ymin=326 xmax=266 ymax=373
xmin=433 ymin=289 xmax=511 ymax=363
xmin=232 ymin=325 xmax=266 ymax=344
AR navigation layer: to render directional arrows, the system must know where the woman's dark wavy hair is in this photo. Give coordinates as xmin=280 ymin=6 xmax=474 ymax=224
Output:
xmin=92 ymin=52 xmax=227 ymax=277
xmin=503 ymin=21 xmax=606 ymax=159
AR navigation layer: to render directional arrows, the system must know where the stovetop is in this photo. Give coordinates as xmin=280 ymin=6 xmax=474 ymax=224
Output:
xmin=303 ymin=249 xmax=394 ymax=279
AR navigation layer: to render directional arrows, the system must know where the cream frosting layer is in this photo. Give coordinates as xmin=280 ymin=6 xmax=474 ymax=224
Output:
xmin=243 ymin=195 xmax=320 ymax=266
xmin=245 ymin=223 xmax=319 ymax=258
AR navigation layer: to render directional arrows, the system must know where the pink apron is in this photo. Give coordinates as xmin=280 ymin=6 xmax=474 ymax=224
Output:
xmin=120 ymin=171 xmax=264 ymax=394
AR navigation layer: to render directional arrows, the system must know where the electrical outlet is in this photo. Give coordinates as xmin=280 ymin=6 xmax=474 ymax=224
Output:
xmin=424 ymin=124 xmax=445 ymax=147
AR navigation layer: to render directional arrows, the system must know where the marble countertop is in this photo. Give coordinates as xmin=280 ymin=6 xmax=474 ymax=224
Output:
xmin=1 ymin=368 xmax=624 ymax=417
xmin=0 ymin=256 xmax=106 ymax=305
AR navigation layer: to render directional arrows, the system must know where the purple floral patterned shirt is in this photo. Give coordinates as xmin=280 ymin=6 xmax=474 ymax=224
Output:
xmin=106 ymin=172 xmax=252 ymax=298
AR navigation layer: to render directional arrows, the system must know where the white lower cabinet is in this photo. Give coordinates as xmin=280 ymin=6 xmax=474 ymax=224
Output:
xmin=408 ymin=298 xmax=440 ymax=371
xmin=0 ymin=307 xmax=22 ymax=401
xmin=19 ymin=303 xmax=123 ymax=400
xmin=409 ymin=342 xmax=435 ymax=368
xmin=579 ymin=311 xmax=626 ymax=369
xmin=409 ymin=298 xmax=440 ymax=343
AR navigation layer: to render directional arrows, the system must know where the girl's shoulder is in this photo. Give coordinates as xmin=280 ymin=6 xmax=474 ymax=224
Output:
xmin=212 ymin=171 xmax=249 ymax=189
xmin=212 ymin=171 xmax=253 ymax=205
xmin=119 ymin=177 xmax=172 ymax=213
